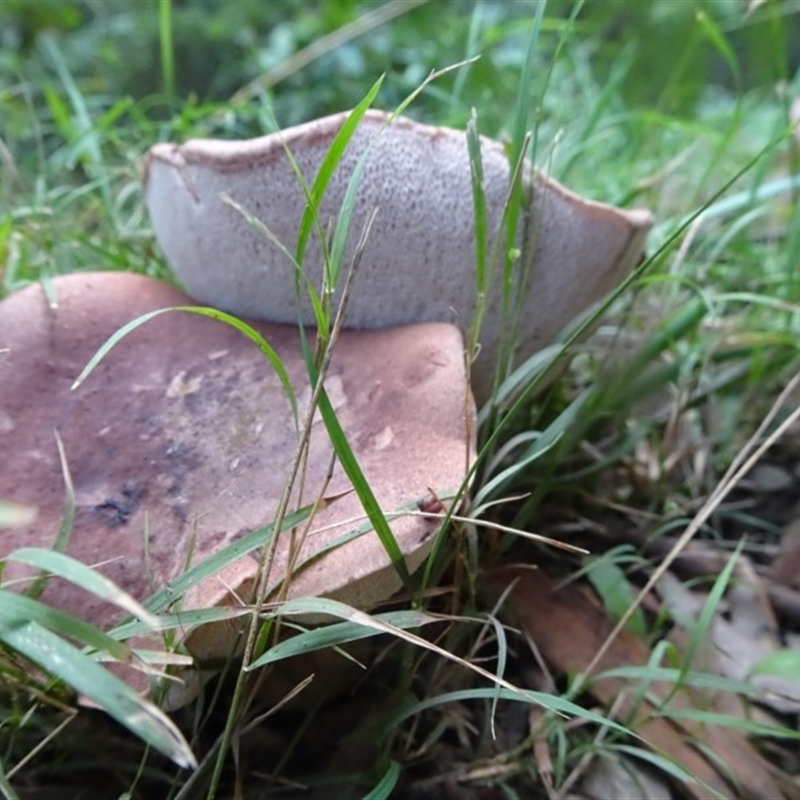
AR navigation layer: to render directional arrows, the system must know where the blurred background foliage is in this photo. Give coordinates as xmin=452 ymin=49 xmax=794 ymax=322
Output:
xmin=3 ymin=1 xmax=798 ymax=129
xmin=2 ymin=0 xmax=799 ymax=288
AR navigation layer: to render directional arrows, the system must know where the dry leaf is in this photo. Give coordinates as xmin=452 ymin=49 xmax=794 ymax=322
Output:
xmin=489 ymin=567 xmax=784 ymax=800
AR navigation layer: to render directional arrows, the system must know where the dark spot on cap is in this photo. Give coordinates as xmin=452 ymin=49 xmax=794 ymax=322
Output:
xmin=94 ymin=480 xmax=144 ymax=527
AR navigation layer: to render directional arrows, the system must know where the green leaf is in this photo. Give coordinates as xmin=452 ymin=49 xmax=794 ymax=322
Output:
xmin=388 ymin=687 xmax=635 ymax=738
xmin=70 ymin=305 xmax=297 ymax=428
xmin=326 ymin=127 xmax=372 ymax=293
xmin=0 ymin=619 xmax=196 ymax=768
xmin=295 ymin=75 xmax=384 ymax=271
xmin=50 ymin=429 xmax=75 ymax=556
xmin=364 ymin=760 xmax=400 ymax=800
xmin=678 ymin=541 xmax=742 ymax=689
xmin=595 ymin=665 xmax=761 ymax=697
xmin=608 ymin=744 xmax=703 ymax=792
xmin=465 ymin=107 xmax=489 ymax=365
xmin=141 ymin=504 xmax=312 ymax=614
xmin=584 ymin=555 xmax=647 ymax=637
xmin=659 ymin=707 xmax=800 ymax=740
xmin=220 ymin=191 xmax=327 ymax=349
xmin=6 ymin=548 xmax=160 ymax=630
xmin=108 ymin=606 xmax=250 ymax=643
xmin=749 ymin=648 xmax=800 ymax=680
xmin=0 ymin=757 xmax=20 ymax=800
xmin=158 ymin=0 xmax=175 ymax=104
xmin=248 ymin=609 xmax=436 ymax=669
xmin=315 ymin=384 xmax=411 ymax=588
xmin=26 ymin=430 xmax=75 ymax=601
xmin=0 ymin=589 xmax=130 ymax=662
xmin=696 ymin=9 xmax=740 ymax=84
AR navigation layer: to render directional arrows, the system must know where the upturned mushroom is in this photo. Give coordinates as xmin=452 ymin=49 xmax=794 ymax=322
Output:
xmin=144 ymin=109 xmax=653 ymax=401
xmin=0 ymin=272 xmax=474 ymax=707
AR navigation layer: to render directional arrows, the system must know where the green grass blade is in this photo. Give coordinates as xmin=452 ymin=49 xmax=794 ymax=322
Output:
xmin=509 ymin=0 xmax=545 ymax=165
xmin=695 ymin=9 xmax=740 ymax=86
xmin=750 ymin=648 xmax=800 ymax=679
xmin=363 ymin=760 xmax=400 ymax=800
xmin=466 ymin=109 xmax=487 ymax=293
xmin=466 ymin=107 xmax=489 ymax=364
xmin=109 ymin=606 xmax=251 ymax=643
xmin=478 ymin=127 xmax=790 ymax=486
xmin=477 ymin=344 xmax=566 ymax=421
xmin=559 ymin=42 xmax=635 ymax=183
xmin=258 ymin=500 xmax=431 ymax=601
xmin=295 ymin=58 xmax=482 ymax=326
xmin=584 ymin=556 xmax=647 ymax=637
xmin=6 ymin=548 xmax=160 ymax=630
xmin=0 ymin=758 xmax=20 ymax=800
xmin=248 ymin=609 xmax=437 ymax=669
xmin=595 ymin=665 xmax=762 ymax=698
xmin=172 ymin=306 xmax=298 ymax=422
xmin=141 ymin=504 xmax=312 ymax=614
xmin=472 ymin=428 xmax=561 ymax=510
xmin=219 ymin=191 xmax=328 ymax=341
xmin=0 ymin=589 xmax=130 ymax=661
xmin=70 ymin=305 xmax=297 ymax=426
xmin=650 ymin=165 xmax=800 ymax=247
xmin=294 ymin=75 xmax=384 ymax=269
xmin=450 ymin=1 xmax=483 ymax=111
xmin=40 ymin=34 xmax=111 ymax=210
xmin=0 ymin=619 xmax=196 ymax=769
xmin=484 ymin=612 xmax=509 ymax=740
xmin=248 ymin=597 xmax=637 ymax=740
xmin=677 ymin=540 xmax=743 ymax=690
xmin=158 ymin=0 xmax=175 ymax=105
xmin=326 ymin=131 xmax=375 ymax=294
xmin=590 ymin=295 xmax=709 ymax=417
xmin=608 ymin=744 xmax=703 ymax=793
xmin=495 ymin=1 xmax=548 ymax=341
xmin=388 ymin=687 xmax=635 ymax=738
xmin=50 ymin=430 xmax=75 ymax=556
xmin=315 ymin=384 xmax=411 ymax=588
xmin=289 ymin=61 xmax=476 ymax=341
xmin=241 ymin=596 xmax=416 ymax=645
xmin=657 ymin=707 xmax=800 ymax=740
xmin=26 ymin=430 xmax=76 ymax=601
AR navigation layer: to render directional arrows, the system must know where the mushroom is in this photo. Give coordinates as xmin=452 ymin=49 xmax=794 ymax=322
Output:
xmin=2 ymin=112 xmax=652 ymax=709
xmin=144 ymin=109 xmax=653 ymax=401
xmin=0 ymin=272 xmax=474 ymax=707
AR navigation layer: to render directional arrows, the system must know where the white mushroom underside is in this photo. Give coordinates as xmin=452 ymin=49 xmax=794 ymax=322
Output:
xmin=145 ymin=110 xmax=652 ymax=399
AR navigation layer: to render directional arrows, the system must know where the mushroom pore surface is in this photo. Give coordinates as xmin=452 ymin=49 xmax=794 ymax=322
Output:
xmin=145 ymin=109 xmax=653 ymax=401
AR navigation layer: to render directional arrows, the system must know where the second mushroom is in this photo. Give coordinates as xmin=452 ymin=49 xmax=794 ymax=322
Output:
xmin=145 ymin=110 xmax=653 ymax=401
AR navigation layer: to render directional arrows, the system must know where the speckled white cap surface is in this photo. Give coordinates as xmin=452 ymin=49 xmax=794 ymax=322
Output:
xmin=145 ymin=110 xmax=653 ymax=400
